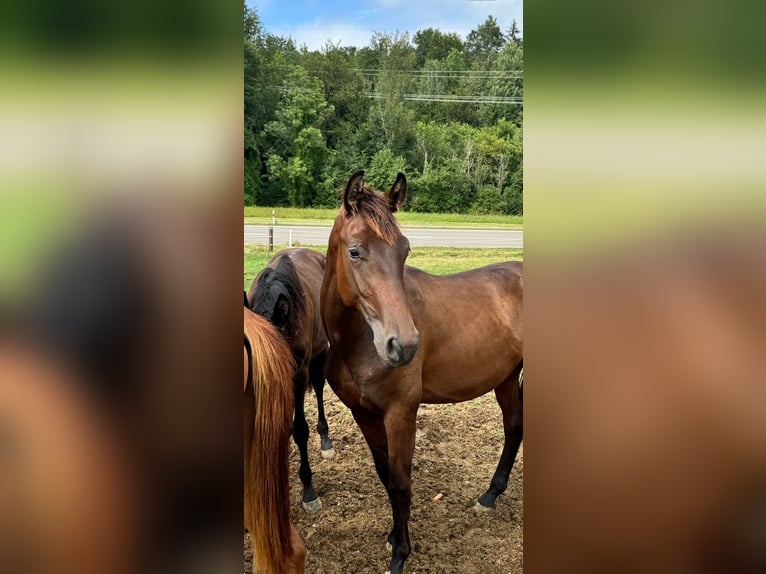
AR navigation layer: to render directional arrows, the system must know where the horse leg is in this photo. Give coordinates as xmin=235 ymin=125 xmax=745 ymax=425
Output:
xmin=352 ymin=408 xmax=390 ymax=489
xmin=293 ymin=368 xmax=322 ymax=514
xmin=309 ymin=353 xmax=334 ymax=458
xmin=351 ymin=409 xmax=398 ymax=548
xmin=477 ymin=363 xmax=523 ymax=509
xmin=382 ymin=406 xmax=417 ymax=574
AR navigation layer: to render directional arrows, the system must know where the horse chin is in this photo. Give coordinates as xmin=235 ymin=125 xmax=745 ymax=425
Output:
xmin=380 ymin=351 xmax=415 ymax=369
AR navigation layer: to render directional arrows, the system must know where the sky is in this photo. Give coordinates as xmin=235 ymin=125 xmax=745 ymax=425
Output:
xmin=247 ymin=0 xmax=523 ymax=51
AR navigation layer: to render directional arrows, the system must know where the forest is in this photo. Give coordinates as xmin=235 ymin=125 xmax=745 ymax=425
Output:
xmin=244 ymin=4 xmax=523 ymax=214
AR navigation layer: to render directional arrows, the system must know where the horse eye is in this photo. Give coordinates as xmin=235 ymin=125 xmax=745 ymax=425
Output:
xmin=348 ymin=247 xmax=361 ymax=259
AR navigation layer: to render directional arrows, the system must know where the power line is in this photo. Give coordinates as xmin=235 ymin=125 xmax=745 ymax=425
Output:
xmin=368 ymin=92 xmax=522 ymax=104
xmin=353 ymin=68 xmax=521 ymax=74
xmin=358 ymin=72 xmax=523 ymax=80
xmin=271 ymin=63 xmax=522 ymax=77
xmin=271 ymin=86 xmax=522 ymax=105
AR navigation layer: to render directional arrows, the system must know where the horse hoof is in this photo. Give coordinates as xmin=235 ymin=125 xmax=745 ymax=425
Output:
xmin=302 ymin=497 xmax=323 ymax=514
xmin=474 ymin=501 xmax=494 ymax=512
xmin=320 ymin=446 xmax=336 ymax=459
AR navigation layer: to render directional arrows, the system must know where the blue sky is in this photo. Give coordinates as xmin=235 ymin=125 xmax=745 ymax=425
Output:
xmin=247 ymin=0 xmax=522 ymax=51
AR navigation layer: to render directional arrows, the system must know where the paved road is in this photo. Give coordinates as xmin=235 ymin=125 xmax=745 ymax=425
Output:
xmin=244 ymin=224 xmax=523 ymax=248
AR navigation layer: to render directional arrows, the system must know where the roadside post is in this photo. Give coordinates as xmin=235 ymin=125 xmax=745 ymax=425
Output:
xmin=269 ymin=209 xmax=275 ymax=252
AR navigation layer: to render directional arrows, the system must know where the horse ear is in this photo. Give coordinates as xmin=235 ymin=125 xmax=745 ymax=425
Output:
xmin=344 ymin=170 xmax=366 ymax=214
xmin=386 ymin=172 xmax=407 ymax=212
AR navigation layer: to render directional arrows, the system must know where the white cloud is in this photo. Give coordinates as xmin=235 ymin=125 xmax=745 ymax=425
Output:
xmin=273 ymin=21 xmax=378 ymax=51
xmin=269 ymin=0 xmax=522 ymax=50
xmin=368 ymin=0 xmax=523 ymax=34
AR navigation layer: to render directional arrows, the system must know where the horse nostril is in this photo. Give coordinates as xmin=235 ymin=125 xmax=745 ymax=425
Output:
xmin=386 ymin=336 xmax=402 ymax=360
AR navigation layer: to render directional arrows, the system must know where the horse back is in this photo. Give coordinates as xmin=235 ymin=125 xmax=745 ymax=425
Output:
xmin=405 ymin=261 xmax=523 ymax=403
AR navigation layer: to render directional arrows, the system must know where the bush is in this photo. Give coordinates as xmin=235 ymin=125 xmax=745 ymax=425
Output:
xmin=471 ymin=185 xmax=506 ymax=214
xmin=366 ymin=148 xmax=408 ymax=191
xmin=409 ymin=164 xmax=473 ymax=213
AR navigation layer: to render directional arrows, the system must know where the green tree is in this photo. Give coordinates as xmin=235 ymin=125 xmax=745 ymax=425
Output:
xmin=369 ymin=32 xmax=417 ymax=156
xmin=243 ymin=7 xmax=522 ymax=214
xmin=409 ymin=159 xmax=473 ymax=213
xmin=465 ymin=16 xmax=504 ymax=60
xmin=262 ymin=65 xmax=333 ymax=206
xmin=366 ymin=148 xmax=408 ymax=192
xmin=266 ymin=127 xmax=328 ymax=207
xmin=506 ymin=19 xmax=522 ymax=45
xmin=413 ymin=28 xmax=463 ymax=68
xmin=300 ymin=42 xmax=370 ymax=150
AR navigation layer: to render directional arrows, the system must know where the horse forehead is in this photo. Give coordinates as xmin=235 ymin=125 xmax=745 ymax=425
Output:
xmin=342 ymin=217 xmax=375 ymax=238
xmin=342 ymin=215 xmax=403 ymax=245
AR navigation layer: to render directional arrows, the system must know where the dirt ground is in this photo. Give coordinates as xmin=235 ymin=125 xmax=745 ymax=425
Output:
xmin=245 ymin=391 xmax=523 ymax=573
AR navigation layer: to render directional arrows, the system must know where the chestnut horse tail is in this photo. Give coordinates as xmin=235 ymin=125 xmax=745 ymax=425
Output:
xmin=244 ymin=310 xmax=296 ymax=574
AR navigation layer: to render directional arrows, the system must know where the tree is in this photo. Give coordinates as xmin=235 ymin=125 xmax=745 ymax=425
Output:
xmin=243 ymin=7 xmax=522 ymax=214
xmin=465 ymin=16 xmax=504 ymax=60
xmin=368 ymin=32 xmax=417 ymax=156
xmin=262 ymin=65 xmax=334 ymax=206
xmin=300 ymin=43 xmax=370 ymax=150
xmin=409 ymin=159 xmax=473 ymax=213
xmin=243 ymin=1 xmax=260 ymax=43
xmin=506 ymin=19 xmax=522 ymax=45
xmin=266 ymin=126 xmax=329 ymax=207
xmin=413 ymin=28 xmax=463 ymax=67
xmin=244 ymin=3 xmax=272 ymax=204
xmin=366 ymin=148 xmax=408 ymax=192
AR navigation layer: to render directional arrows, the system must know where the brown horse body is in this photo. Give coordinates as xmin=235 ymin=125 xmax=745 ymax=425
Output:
xmin=0 ymin=341 xmax=138 ymax=574
xmin=247 ymin=248 xmax=334 ymax=513
xmin=244 ymin=307 xmax=306 ymax=574
xmin=321 ymin=171 xmax=523 ymax=574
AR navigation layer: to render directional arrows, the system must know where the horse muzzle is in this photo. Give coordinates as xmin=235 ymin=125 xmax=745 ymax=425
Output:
xmin=383 ymin=332 xmax=419 ymax=368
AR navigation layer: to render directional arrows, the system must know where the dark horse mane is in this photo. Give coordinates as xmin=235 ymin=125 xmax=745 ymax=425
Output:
xmin=250 ymin=255 xmax=306 ymax=342
xmin=342 ymin=183 xmax=401 ymax=245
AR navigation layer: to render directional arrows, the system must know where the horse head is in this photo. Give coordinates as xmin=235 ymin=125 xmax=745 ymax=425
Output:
xmin=330 ymin=170 xmax=419 ymax=368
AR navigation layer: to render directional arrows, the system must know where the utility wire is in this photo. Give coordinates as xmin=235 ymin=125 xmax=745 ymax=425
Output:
xmin=272 ymin=85 xmax=522 ymax=105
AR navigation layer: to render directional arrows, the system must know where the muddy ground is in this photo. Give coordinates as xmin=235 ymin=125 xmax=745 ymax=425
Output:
xmin=245 ymin=391 xmax=522 ymax=573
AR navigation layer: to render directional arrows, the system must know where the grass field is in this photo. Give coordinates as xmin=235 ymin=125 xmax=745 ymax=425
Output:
xmin=244 ymin=245 xmax=523 ymax=290
xmin=244 ymin=206 xmax=522 ymax=229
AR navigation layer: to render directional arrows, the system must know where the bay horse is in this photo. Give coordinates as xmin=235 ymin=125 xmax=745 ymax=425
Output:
xmin=0 ymin=339 xmax=139 ymax=574
xmin=244 ymin=306 xmax=306 ymax=574
xmin=320 ymin=171 xmax=523 ymax=574
xmin=247 ymin=248 xmax=334 ymax=514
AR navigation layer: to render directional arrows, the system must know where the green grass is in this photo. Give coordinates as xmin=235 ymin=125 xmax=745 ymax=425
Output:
xmin=244 ymin=206 xmax=522 ymax=229
xmin=244 ymin=245 xmax=522 ymax=290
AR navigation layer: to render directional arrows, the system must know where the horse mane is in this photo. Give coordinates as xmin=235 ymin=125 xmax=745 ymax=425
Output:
xmin=342 ymin=184 xmax=401 ymax=245
xmin=244 ymin=309 xmax=296 ymax=574
xmin=251 ymin=255 xmax=306 ymax=341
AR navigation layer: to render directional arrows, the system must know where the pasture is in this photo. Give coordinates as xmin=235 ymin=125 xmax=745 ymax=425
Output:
xmin=245 ymin=243 xmax=523 ymax=573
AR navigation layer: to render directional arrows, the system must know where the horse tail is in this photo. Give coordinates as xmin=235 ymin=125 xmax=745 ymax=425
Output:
xmin=244 ymin=309 xmax=296 ymax=574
